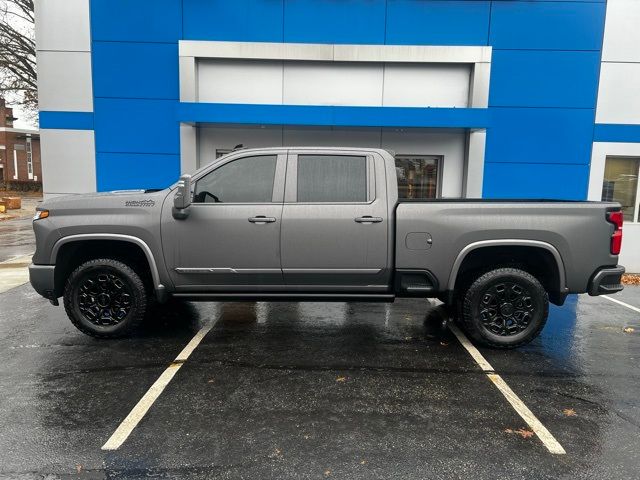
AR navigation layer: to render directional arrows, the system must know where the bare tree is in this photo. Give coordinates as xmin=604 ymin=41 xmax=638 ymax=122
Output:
xmin=0 ymin=0 xmax=36 ymax=121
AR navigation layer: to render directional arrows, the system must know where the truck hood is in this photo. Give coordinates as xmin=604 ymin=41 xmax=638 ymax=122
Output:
xmin=40 ymin=189 xmax=171 ymax=213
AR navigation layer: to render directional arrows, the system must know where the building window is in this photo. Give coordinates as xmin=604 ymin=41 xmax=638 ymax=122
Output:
xmin=395 ymin=155 xmax=440 ymax=199
xmin=602 ymin=156 xmax=640 ymax=223
xmin=26 ymin=137 xmax=33 ymax=180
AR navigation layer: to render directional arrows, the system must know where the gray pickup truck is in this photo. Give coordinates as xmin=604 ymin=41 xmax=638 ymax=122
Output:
xmin=30 ymin=147 xmax=625 ymax=348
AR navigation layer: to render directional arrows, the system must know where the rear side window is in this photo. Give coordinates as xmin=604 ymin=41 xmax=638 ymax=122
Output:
xmin=194 ymin=155 xmax=277 ymax=203
xmin=297 ymin=155 xmax=367 ymax=202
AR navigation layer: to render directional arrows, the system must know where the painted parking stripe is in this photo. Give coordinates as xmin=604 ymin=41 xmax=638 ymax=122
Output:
xmin=449 ymin=324 xmax=566 ymax=455
xmin=601 ymin=295 xmax=640 ymax=314
xmin=101 ymin=321 xmax=216 ymax=451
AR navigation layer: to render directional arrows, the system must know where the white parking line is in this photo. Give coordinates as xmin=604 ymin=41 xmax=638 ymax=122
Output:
xmin=601 ymin=295 xmax=640 ymax=314
xmin=449 ymin=324 xmax=567 ymax=455
xmin=101 ymin=321 xmax=216 ymax=451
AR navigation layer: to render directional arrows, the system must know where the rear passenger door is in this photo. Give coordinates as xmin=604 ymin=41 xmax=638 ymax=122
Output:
xmin=280 ymin=150 xmax=390 ymax=291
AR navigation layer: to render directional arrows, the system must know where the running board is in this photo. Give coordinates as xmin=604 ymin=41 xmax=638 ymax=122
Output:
xmin=171 ymin=293 xmax=396 ymax=303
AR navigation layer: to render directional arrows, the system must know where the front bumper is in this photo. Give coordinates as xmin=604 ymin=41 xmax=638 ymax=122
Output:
xmin=588 ymin=265 xmax=625 ymax=296
xmin=29 ymin=264 xmax=57 ymax=304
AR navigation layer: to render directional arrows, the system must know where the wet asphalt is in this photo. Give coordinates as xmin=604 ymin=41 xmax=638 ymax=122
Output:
xmin=0 ymin=220 xmax=639 ymax=479
xmin=0 ymin=218 xmax=35 ymax=263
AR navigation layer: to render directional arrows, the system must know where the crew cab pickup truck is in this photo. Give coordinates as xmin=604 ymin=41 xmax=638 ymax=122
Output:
xmin=30 ymin=147 xmax=625 ymax=348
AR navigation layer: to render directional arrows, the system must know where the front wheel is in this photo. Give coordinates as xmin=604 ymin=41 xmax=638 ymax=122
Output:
xmin=63 ymin=258 xmax=147 ymax=338
xmin=460 ymin=268 xmax=548 ymax=349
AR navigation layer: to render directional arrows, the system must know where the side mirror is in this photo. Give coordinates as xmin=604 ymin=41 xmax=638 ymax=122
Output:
xmin=172 ymin=174 xmax=192 ymax=220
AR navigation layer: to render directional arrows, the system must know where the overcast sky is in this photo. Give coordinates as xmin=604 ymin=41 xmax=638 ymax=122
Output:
xmin=9 ymin=102 xmax=35 ymax=130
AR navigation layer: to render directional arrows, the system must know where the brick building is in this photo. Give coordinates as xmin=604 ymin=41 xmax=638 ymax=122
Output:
xmin=0 ymin=98 xmax=42 ymax=188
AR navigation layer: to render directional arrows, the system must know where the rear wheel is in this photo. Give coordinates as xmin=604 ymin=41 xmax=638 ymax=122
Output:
xmin=63 ymin=258 xmax=147 ymax=338
xmin=460 ymin=268 xmax=548 ymax=349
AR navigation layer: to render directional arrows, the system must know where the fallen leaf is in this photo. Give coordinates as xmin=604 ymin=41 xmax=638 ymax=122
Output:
xmin=207 ymin=379 xmax=215 ymax=383
xmin=623 ymin=327 xmax=635 ymax=334
xmin=516 ymin=428 xmax=534 ymax=439
xmin=505 ymin=428 xmax=534 ymax=439
xmin=76 ymin=465 xmax=82 ymax=473
xmin=336 ymin=376 xmax=347 ymax=382
xmin=440 ymin=341 xmax=449 ymax=347
xmin=360 ymin=459 xmax=367 ymax=465
xmin=324 ymin=470 xmax=331 ymax=476
xmin=563 ymin=408 xmax=577 ymax=417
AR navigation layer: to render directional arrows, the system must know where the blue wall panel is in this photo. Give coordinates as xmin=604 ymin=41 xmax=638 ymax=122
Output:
xmin=485 ymin=108 xmax=594 ymax=165
xmin=386 ymin=0 xmax=490 ymax=46
xmin=284 ymin=0 xmax=386 ymax=44
xmin=490 ymin=2 xmax=606 ymax=51
xmin=93 ymin=42 xmax=179 ymax=100
xmin=178 ymin=103 xmax=489 ymax=128
xmin=489 ymin=50 xmax=601 ymax=108
xmin=39 ymin=112 xmax=94 ymax=130
xmin=96 ymin=153 xmax=180 ymax=191
xmin=183 ymin=0 xmax=284 ymax=42
xmin=90 ymin=0 xmax=182 ymax=43
xmin=94 ymin=99 xmax=179 ymax=155
xmin=594 ymin=124 xmax=640 ymax=144
xmin=483 ymin=163 xmax=589 ymax=200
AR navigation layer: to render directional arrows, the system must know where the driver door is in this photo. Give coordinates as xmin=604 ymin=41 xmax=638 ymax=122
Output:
xmin=162 ymin=151 xmax=287 ymax=291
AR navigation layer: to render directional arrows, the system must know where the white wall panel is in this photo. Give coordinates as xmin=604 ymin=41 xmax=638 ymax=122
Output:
xmin=37 ymin=51 xmax=93 ymax=112
xmin=198 ymin=59 xmax=283 ymax=104
xmin=198 ymin=125 xmax=283 ymax=168
xmin=34 ymin=0 xmax=91 ymax=52
xmin=283 ymin=62 xmax=383 ymax=106
xmin=283 ymin=126 xmax=382 ymax=147
xmin=382 ymin=64 xmax=470 ymax=108
xmin=596 ymin=63 xmax=640 ymax=125
xmin=196 ymin=59 xmax=473 ymax=108
xmin=601 ymin=0 xmax=640 ymax=63
xmin=40 ymin=129 xmax=96 ymax=195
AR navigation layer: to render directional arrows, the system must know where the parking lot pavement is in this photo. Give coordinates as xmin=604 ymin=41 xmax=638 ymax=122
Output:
xmin=0 ymin=218 xmax=35 ymax=263
xmin=0 ymin=284 xmax=639 ymax=479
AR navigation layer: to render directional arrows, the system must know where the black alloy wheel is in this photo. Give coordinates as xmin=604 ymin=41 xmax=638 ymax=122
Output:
xmin=460 ymin=268 xmax=549 ymax=349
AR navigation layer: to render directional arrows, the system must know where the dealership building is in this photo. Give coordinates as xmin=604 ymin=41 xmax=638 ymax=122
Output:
xmin=35 ymin=0 xmax=640 ymax=270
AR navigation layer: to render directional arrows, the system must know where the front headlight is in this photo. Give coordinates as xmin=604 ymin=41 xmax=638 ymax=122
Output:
xmin=33 ymin=209 xmax=49 ymax=221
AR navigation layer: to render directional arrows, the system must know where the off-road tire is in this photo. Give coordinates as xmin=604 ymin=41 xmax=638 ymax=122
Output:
xmin=460 ymin=267 xmax=548 ymax=349
xmin=63 ymin=258 xmax=147 ymax=338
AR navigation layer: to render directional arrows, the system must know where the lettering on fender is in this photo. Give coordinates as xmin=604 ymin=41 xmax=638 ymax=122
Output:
xmin=125 ymin=200 xmax=156 ymax=207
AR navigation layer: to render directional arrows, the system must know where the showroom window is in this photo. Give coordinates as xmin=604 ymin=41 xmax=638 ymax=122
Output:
xmin=395 ymin=155 xmax=440 ymax=199
xmin=602 ymin=156 xmax=640 ymax=223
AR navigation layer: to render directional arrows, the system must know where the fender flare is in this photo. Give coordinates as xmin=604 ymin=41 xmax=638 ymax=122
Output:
xmin=50 ymin=233 xmax=165 ymax=293
xmin=447 ymin=239 xmax=567 ymax=292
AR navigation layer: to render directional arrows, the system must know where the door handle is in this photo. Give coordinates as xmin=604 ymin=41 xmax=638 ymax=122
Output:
xmin=355 ymin=216 xmax=383 ymax=223
xmin=248 ymin=216 xmax=276 ymax=224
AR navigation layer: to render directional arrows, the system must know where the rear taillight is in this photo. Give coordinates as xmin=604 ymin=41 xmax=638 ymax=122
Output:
xmin=607 ymin=211 xmax=623 ymax=255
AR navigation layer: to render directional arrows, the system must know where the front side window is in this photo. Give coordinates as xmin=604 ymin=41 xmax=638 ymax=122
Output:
xmin=297 ymin=154 xmax=367 ymax=202
xmin=395 ymin=155 xmax=440 ymax=200
xmin=602 ymin=156 xmax=640 ymax=222
xmin=194 ymin=155 xmax=277 ymax=203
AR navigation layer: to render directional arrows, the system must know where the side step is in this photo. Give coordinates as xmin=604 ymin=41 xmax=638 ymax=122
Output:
xmin=172 ymin=293 xmax=396 ymax=303
xmin=395 ymin=269 xmax=439 ymax=297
